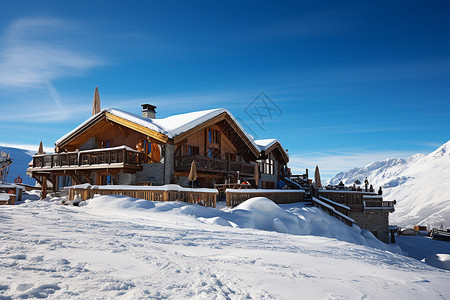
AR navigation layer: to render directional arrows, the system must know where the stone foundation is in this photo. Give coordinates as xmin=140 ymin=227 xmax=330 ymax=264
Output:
xmin=348 ymin=210 xmax=390 ymax=243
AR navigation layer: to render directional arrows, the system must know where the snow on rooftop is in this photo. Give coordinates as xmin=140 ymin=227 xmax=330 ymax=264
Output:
xmin=254 ymin=139 xmax=277 ymax=151
xmin=56 ymin=108 xmax=261 ymax=152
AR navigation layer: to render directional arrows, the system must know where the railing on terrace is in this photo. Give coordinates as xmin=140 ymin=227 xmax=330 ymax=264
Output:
xmin=225 ymin=189 xmax=305 ymax=207
xmin=32 ymin=146 xmax=143 ymax=170
xmin=68 ymin=185 xmax=217 ymax=208
xmin=318 ymin=190 xmax=395 ymax=211
xmin=175 ymin=155 xmax=255 ymax=176
xmin=364 ymin=199 xmax=395 ymax=209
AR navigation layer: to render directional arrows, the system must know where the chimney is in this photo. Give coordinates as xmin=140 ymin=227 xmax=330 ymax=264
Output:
xmin=141 ymin=104 xmax=157 ymax=119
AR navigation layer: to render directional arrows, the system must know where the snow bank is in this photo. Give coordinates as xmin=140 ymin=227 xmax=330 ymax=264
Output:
xmin=72 ymin=183 xmax=218 ymax=194
xmin=84 ymin=195 xmax=401 ymax=253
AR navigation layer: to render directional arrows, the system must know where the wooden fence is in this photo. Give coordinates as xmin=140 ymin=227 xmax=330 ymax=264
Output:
xmin=68 ymin=186 xmax=217 ymax=208
xmin=225 ymin=189 xmax=305 ymax=207
xmin=312 ymin=196 xmax=354 ymax=227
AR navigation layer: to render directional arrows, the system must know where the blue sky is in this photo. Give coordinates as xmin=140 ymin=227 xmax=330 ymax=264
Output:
xmin=0 ymin=1 xmax=449 ymax=179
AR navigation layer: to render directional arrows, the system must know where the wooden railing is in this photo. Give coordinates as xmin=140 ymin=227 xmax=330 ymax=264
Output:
xmin=312 ymin=197 xmax=354 ymax=227
xmin=175 ymin=155 xmax=255 ymax=176
xmin=32 ymin=147 xmax=143 ymax=170
xmin=225 ymin=189 xmax=305 ymax=207
xmin=364 ymin=199 xmax=395 ymax=209
xmin=68 ymin=185 xmax=217 ymax=208
xmin=318 ymin=190 xmax=395 ymax=212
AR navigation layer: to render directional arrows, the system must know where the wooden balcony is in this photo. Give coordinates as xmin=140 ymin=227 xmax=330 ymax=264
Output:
xmin=29 ymin=146 xmax=143 ymax=172
xmin=174 ymin=155 xmax=255 ymax=177
xmin=318 ymin=190 xmax=395 ymax=212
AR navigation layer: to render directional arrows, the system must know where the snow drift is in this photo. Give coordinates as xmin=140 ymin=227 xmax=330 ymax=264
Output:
xmin=83 ymin=195 xmax=400 ymax=253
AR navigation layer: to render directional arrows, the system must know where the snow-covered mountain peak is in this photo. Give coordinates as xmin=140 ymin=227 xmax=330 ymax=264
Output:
xmin=429 ymin=140 xmax=450 ymax=158
xmin=327 ymin=141 xmax=450 ymax=228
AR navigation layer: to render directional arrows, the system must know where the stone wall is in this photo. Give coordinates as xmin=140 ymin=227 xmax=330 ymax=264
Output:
xmin=135 ymin=163 xmax=164 ymax=185
xmin=348 ymin=210 xmax=390 ymax=243
xmin=117 ymin=172 xmax=136 ymax=185
xmin=164 ymin=144 xmax=175 ymax=184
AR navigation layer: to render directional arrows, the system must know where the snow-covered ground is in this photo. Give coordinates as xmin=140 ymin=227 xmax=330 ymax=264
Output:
xmin=0 ymin=192 xmax=449 ymax=299
xmin=328 ymin=140 xmax=450 ymax=228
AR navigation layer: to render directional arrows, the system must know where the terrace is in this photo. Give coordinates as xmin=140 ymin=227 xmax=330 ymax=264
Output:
xmin=29 ymin=146 xmax=144 ymax=172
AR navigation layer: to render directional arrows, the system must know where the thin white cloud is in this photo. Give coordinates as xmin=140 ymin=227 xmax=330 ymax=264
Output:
xmin=0 ymin=17 xmax=107 ymax=122
xmin=0 ymin=17 xmax=106 ymax=88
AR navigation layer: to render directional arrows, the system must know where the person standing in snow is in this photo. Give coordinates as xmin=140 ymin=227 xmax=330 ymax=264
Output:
xmin=364 ymin=177 xmax=369 ymax=191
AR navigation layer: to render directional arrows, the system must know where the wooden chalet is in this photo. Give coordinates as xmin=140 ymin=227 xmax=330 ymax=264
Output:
xmin=28 ymin=90 xmax=289 ymax=192
xmin=254 ymin=139 xmax=289 ymax=189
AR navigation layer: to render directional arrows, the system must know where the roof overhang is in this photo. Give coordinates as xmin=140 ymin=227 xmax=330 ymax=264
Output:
xmin=55 ymin=111 xmax=168 ymax=151
xmin=263 ymin=141 xmax=289 ymax=164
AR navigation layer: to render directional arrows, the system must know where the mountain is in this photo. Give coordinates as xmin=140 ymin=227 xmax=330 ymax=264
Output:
xmin=327 ymin=141 xmax=450 ymax=228
xmin=0 ymin=146 xmax=35 ymax=186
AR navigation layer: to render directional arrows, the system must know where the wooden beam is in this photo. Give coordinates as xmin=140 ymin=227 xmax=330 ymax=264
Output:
xmin=105 ymin=112 xmax=168 ymax=143
xmin=78 ymin=173 xmax=93 ymax=185
xmin=68 ymin=173 xmax=82 ymax=185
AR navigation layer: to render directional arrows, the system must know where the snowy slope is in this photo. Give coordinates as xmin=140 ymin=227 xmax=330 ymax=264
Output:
xmin=0 ymin=146 xmax=35 ymax=185
xmin=0 ymin=194 xmax=449 ymax=299
xmin=328 ymin=141 xmax=450 ymax=228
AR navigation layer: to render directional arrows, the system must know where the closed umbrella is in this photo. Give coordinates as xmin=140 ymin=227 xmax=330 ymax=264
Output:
xmin=254 ymin=163 xmax=259 ymax=188
xmin=150 ymin=143 xmax=161 ymax=163
xmin=38 ymin=141 xmax=45 ymax=154
xmin=188 ymin=160 xmax=197 ymax=188
xmin=314 ymin=165 xmax=322 ymax=189
xmin=92 ymin=86 xmax=101 ymax=116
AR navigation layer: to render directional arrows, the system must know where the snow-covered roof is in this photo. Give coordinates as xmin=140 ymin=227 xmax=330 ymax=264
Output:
xmin=254 ymin=139 xmax=279 ymax=151
xmin=56 ymin=108 xmax=261 ymax=153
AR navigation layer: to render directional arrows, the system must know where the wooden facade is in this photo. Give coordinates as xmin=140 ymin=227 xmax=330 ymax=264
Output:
xmin=28 ymin=108 xmax=267 ymax=191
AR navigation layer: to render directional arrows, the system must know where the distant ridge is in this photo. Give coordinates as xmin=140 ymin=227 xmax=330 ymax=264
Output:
xmin=327 ymin=141 xmax=450 ymax=228
xmin=0 ymin=146 xmax=35 ymax=185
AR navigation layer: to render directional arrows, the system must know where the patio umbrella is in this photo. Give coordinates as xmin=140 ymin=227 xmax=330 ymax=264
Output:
xmin=254 ymin=163 xmax=259 ymax=188
xmin=37 ymin=141 xmax=44 ymax=154
xmin=314 ymin=165 xmax=322 ymax=189
xmin=188 ymin=160 xmax=197 ymax=188
xmin=92 ymin=86 xmax=101 ymax=116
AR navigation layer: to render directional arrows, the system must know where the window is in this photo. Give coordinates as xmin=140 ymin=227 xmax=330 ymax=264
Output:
xmin=208 ymin=129 xmax=219 ymax=144
xmin=188 ymin=146 xmax=199 ymax=156
xmin=102 ymin=140 xmax=112 ymax=148
xmin=57 ymin=176 xmax=71 ymax=190
xmin=99 ymin=174 xmax=113 ymax=185
xmin=208 ymin=148 xmax=220 ymax=158
xmin=258 ymin=159 xmax=274 ymax=175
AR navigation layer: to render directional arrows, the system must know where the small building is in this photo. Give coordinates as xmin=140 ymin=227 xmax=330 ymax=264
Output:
xmin=254 ymin=139 xmax=289 ymax=189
